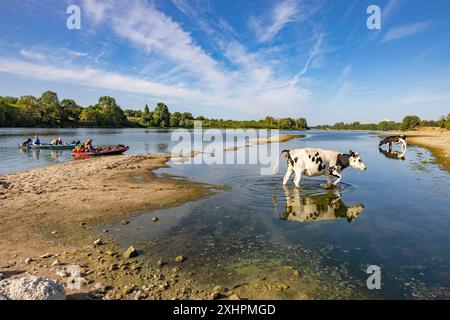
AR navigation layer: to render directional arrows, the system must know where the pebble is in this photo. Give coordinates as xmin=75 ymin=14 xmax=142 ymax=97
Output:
xmin=152 ymin=217 xmax=159 ymax=223
xmin=39 ymin=252 xmax=53 ymax=259
xmin=210 ymin=292 xmax=220 ymax=300
xmin=55 ymin=269 xmax=67 ymax=277
xmin=175 ymin=255 xmax=184 ymax=263
xmin=121 ymin=220 xmax=130 ymax=225
xmin=51 ymin=259 xmax=62 ymax=266
xmin=24 ymin=258 xmax=34 ymax=264
xmin=213 ymin=285 xmax=223 ymax=292
xmin=0 ymin=273 xmax=3 ymax=280
xmin=157 ymin=258 xmax=164 ymax=267
xmin=123 ymin=246 xmax=138 ymax=259
xmin=93 ymin=238 xmax=103 ymax=246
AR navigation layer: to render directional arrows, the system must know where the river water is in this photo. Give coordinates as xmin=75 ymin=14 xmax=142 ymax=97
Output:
xmin=1 ymin=128 xmax=449 ymax=299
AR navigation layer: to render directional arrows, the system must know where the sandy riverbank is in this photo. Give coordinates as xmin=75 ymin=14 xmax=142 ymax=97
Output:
xmin=0 ymin=154 xmax=223 ymax=299
xmin=391 ymin=128 xmax=450 ymax=172
xmin=223 ymin=134 xmax=305 ymax=151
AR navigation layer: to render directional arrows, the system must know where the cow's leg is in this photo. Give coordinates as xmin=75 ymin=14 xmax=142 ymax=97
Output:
xmin=388 ymin=143 xmax=392 ymax=152
xmin=294 ymin=169 xmax=302 ymax=188
xmin=326 ymin=175 xmax=333 ymax=185
xmin=333 ymin=171 xmax=342 ymax=186
xmin=283 ymin=167 xmax=294 ymax=185
xmin=401 ymin=140 xmax=407 ymax=151
xmin=328 ymin=170 xmax=342 ymax=187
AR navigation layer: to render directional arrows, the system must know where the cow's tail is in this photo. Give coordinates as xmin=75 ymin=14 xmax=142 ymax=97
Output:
xmin=272 ymin=150 xmax=289 ymax=175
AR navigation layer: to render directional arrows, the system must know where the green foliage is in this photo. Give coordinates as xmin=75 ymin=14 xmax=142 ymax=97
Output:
xmin=1 ymin=91 xmax=311 ymax=130
xmin=401 ymin=115 xmax=421 ymax=130
xmin=152 ymin=102 xmax=171 ymax=127
xmin=80 ymin=96 xmax=128 ymax=127
xmin=314 ymin=114 xmax=449 ymax=131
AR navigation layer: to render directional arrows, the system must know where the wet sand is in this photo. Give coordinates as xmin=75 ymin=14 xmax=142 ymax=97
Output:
xmin=0 ymin=154 xmax=222 ymax=299
xmin=392 ymin=128 xmax=450 ymax=172
xmin=223 ymin=134 xmax=305 ymax=151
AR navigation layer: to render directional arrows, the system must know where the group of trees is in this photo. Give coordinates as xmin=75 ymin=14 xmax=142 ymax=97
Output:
xmin=125 ymin=103 xmax=195 ymax=128
xmin=2 ymin=91 xmax=448 ymax=131
xmin=0 ymin=91 xmax=128 ymax=128
xmin=0 ymin=91 xmax=309 ymax=130
xmin=314 ymin=114 xmax=450 ymax=131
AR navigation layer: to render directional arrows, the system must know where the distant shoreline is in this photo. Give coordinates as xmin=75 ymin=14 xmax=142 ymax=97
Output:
xmin=390 ymin=127 xmax=450 ymax=173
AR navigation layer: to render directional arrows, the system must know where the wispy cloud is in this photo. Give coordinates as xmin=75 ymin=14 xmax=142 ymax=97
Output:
xmin=381 ymin=21 xmax=431 ymax=43
xmin=382 ymin=0 xmax=405 ymax=23
xmin=19 ymin=49 xmax=46 ymax=61
xmin=399 ymin=90 xmax=450 ymax=106
xmin=333 ymin=65 xmax=353 ymax=103
xmin=250 ymin=0 xmax=300 ymax=43
xmin=77 ymin=0 xmax=315 ymax=117
xmin=0 ymin=58 xmax=197 ymax=99
xmin=333 ymin=81 xmax=352 ymax=103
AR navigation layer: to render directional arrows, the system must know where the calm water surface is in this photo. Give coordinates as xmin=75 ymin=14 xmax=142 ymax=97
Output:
xmin=1 ymin=128 xmax=449 ymax=298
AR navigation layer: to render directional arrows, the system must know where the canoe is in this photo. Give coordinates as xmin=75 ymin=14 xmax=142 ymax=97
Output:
xmin=21 ymin=144 xmax=78 ymax=150
xmin=72 ymin=146 xmax=129 ymax=157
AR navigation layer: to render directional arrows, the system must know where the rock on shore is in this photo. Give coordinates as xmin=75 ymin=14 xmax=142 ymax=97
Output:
xmin=0 ymin=276 xmax=66 ymax=300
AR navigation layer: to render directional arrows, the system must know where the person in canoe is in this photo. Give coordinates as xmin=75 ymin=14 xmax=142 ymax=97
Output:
xmin=32 ymin=134 xmax=41 ymax=145
xmin=50 ymin=137 xmax=62 ymax=145
xmin=83 ymin=139 xmax=94 ymax=152
xmin=19 ymin=138 xmax=32 ymax=148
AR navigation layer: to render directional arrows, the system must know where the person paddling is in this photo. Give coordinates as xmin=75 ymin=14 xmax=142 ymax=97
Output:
xmin=84 ymin=139 xmax=94 ymax=152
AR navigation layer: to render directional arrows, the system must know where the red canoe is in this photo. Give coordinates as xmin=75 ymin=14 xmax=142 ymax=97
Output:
xmin=72 ymin=146 xmax=129 ymax=157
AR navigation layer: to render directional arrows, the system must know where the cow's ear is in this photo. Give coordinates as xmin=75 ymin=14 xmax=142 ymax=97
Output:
xmin=349 ymin=150 xmax=354 ymax=156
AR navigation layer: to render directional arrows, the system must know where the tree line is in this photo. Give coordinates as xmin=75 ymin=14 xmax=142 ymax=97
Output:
xmin=314 ymin=114 xmax=450 ymax=131
xmin=1 ymin=91 xmax=448 ymax=131
xmin=0 ymin=91 xmax=309 ymax=130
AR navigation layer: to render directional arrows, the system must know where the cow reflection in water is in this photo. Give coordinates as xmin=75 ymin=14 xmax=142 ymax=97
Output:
xmin=273 ymin=186 xmax=364 ymax=223
xmin=378 ymin=147 xmax=406 ymax=160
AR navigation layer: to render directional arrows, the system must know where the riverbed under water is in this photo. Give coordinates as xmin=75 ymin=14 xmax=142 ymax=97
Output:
xmin=1 ymin=128 xmax=449 ymax=299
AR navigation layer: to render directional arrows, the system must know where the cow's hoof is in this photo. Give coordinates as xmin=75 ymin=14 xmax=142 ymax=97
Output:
xmin=320 ymin=183 xmax=336 ymax=190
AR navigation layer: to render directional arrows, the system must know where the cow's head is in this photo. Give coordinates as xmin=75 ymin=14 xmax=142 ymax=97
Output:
xmin=348 ymin=151 xmax=366 ymax=171
xmin=346 ymin=204 xmax=365 ymax=222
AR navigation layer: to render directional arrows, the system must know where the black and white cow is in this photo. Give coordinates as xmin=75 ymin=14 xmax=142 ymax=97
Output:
xmin=273 ymin=148 xmax=367 ymax=188
xmin=273 ymin=186 xmax=365 ymax=223
xmin=378 ymin=147 xmax=406 ymax=160
xmin=379 ymin=135 xmax=407 ymax=151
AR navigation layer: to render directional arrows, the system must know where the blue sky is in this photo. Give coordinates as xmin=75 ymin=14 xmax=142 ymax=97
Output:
xmin=0 ymin=0 xmax=449 ymax=125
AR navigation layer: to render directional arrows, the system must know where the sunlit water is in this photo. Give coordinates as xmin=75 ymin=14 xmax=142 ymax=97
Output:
xmin=1 ymin=128 xmax=449 ymax=298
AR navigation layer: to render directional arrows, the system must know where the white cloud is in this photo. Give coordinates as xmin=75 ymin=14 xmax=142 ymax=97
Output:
xmin=340 ymin=65 xmax=352 ymax=79
xmin=0 ymin=58 xmax=198 ymax=99
xmin=250 ymin=0 xmax=300 ymax=43
xmin=19 ymin=49 xmax=46 ymax=61
xmin=399 ymin=91 xmax=450 ymax=106
xmin=75 ymin=0 xmax=314 ymax=117
xmin=333 ymin=81 xmax=352 ymax=103
xmin=381 ymin=21 xmax=431 ymax=43
xmin=63 ymin=49 xmax=88 ymax=58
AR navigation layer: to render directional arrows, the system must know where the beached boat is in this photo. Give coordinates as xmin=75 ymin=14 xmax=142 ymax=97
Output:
xmin=72 ymin=146 xmax=129 ymax=157
xmin=20 ymin=143 xmax=78 ymax=150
